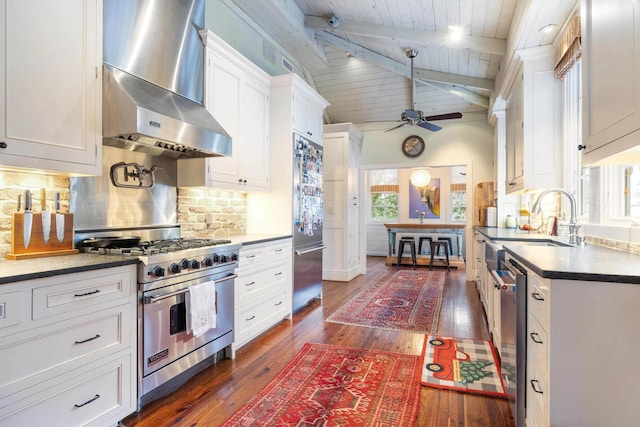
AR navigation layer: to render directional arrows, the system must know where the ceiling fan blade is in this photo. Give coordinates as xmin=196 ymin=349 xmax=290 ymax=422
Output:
xmin=418 ymin=121 xmax=442 ymax=132
xmin=424 ymin=112 xmax=463 ymax=121
xmin=384 ymin=122 xmax=407 ymax=132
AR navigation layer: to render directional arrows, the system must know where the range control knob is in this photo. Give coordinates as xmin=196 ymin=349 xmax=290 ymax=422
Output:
xmin=190 ymin=259 xmax=201 ymax=269
xmin=230 ymin=252 xmax=238 ymax=261
xmin=149 ymin=266 xmax=165 ymax=277
xmin=212 ymin=254 xmax=220 ymax=263
xmin=203 ymin=256 xmax=213 ymax=267
xmin=220 ymin=254 xmax=227 ymax=263
xmin=180 ymin=258 xmax=189 ymax=270
xmin=168 ymin=263 xmax=181 ymax=274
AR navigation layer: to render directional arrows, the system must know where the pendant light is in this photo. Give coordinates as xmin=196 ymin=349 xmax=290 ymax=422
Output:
xmin=410 ymin=169 xmax=431 ymax=188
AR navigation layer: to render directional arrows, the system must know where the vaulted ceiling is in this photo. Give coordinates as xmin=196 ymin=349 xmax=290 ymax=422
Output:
xmin=229 ymin=0 xmax=577 ymax=130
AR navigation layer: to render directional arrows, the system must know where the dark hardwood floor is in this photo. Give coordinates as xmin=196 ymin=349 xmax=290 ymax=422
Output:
xmin=123 ymin=256 xmax=514 ymax=427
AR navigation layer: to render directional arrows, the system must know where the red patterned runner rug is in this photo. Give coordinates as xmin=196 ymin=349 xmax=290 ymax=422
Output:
xmin=222 ymin=343 xmax=421 ymax=426
xmin=326 ymin=269 xmax=446 ymax=334
xmin=420 ymin=335 xmax=507 ymax=398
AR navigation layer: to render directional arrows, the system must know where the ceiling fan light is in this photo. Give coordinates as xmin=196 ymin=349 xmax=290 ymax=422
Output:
xmin=411 ymin=169 xmax=431 ymax=188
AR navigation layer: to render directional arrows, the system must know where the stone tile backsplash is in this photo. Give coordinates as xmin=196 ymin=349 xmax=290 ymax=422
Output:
xmin=177 ymin=187 xmax=247 ymax=238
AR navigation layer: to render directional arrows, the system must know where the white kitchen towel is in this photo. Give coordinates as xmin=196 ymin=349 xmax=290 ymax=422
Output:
xmin=189 ymin=281 xmax=216 ymax=337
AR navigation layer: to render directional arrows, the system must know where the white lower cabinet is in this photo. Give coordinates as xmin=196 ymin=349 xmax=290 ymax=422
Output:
xmin=232 ymin=238 xmax=292 ymax=353
xmin=524 ymin=268 xmax=640 ymax=426
xmin=0 ymin=265 xmax=137 ymax=426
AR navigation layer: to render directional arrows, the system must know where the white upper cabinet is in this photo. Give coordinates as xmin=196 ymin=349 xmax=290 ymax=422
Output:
xmin=178 ymin=31 xmax=270 ymax=191
xmin=0 ymin=0 xmax=102 ymax=176
xmin=581 ymin=0 xmax=640 ymax=165
xmin=505 ymin=46 xmax=562 ymax=194
xmin=292 ymin=91 xmax=324 ymax=143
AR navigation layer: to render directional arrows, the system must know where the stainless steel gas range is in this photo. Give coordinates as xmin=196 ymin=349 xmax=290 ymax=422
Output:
xmin=77 ymin=227 xmax=240 ymax=405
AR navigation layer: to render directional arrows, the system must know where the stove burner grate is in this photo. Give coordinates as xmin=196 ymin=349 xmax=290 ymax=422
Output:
xmin=81 ymin=238 xmax=234 ymax=256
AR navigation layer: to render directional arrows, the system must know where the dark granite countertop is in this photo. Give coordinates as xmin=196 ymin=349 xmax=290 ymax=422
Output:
xmin=0 ymin=234 xmax=293 ymax=285
xmin=0 ymin=254 xmax=139 ymax=285
xmin=229 ymin=234 xmax=292 ymax=246
xmin=475 ymin=226 xmax=640 ymax=284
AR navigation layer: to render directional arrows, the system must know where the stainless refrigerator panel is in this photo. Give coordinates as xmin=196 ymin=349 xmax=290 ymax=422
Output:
xmin=293 ymin=244 xmax=324 ymax=312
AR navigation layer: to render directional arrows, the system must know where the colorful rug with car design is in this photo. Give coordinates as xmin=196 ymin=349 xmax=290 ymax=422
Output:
xmin=222 ymin=343 xmax=421 ymax=426
xmin=420 ymin=335 xmax=508 ymax=398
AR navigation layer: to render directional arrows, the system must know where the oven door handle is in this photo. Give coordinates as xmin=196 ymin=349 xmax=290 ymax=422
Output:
xmin=145 ymin=273 xmax=238 ymax=304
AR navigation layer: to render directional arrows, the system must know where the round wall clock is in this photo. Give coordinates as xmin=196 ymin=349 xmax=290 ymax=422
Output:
xmin=401 ymin=135 xmax=425 ymax=158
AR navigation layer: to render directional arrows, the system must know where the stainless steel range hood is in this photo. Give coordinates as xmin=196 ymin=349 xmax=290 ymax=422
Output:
xmin=102 ymin=0 xmax=231 ymax=159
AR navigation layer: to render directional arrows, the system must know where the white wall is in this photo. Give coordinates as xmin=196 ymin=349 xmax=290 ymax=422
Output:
xmin=358 ymin=113 xmax=495 ymax=281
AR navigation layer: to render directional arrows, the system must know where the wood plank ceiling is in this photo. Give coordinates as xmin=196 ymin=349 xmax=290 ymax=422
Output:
xmin=229 ymin=0 xmax=577 ymax=129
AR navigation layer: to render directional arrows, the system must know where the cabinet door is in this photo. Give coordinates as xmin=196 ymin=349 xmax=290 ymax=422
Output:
xmin=0 ymin=0 xmax=101 ymax=175
xmin=583 ymin=0 xmax=640 ymax=163
xmin=505 ymin=76 xmax=524 ymax=192
xmin=237 ymin=78 xmax=269 ymax=189
xmin=206 ymin=51 xmax=241 ymax=185
xmin=292 ymin=92 xmax=323 ymax=143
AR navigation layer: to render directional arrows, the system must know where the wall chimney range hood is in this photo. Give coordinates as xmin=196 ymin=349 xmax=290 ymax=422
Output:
xmin=102 ymin=0 xmax=231 ymax=159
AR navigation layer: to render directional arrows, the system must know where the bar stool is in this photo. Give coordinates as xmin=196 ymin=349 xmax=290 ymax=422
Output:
xmin=437 ymin=237 xmax=454 ymax=256
xmin=418 ymin=236 xmax=433 ymax=255
xmin=397 ymin=237 xmax=417 ymax=269
xmin=429 ymin=240 xmax=450 ymax=271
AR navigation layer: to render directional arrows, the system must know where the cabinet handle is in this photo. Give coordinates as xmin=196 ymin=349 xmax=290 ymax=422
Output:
xmin=531 ymin=292 xmax=545 ymax=301
xmin=75 ymin=334 xmax=101 ymax=344
xmin=246 ymin=315 xmax=256 ymax=321
xmin=0 ymin=142 xmax=6 ymax=149
xmin=274 ymin=301 xmax=283 ymax=306
xmin=244 ymin=281 xmax=256 ymax=287
xmin=530 ymin=332 xmax=543 ymax=344
xmin=246 ymin=254 xmax=257 ymax=259
xmin=307 ymin=131 xmax=312 ymax=136
xmin=74 ymin=394 xmax=100 ymax=408
xmin=578 ymin=144 xmax=587 ymax=151
xmin=274 ymin=272 xmax=283 ymax=276
xmin=74 ymin=289 xmax=100 ymax=297
xmin=530 ymin=380 xmax=544 ymax=394
xmin=508 ymin=182 xmax=516 ymax=186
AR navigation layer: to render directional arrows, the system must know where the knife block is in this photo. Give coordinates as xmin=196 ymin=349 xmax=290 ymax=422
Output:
xmin=6 ymin=212 xmax=78 ymax=260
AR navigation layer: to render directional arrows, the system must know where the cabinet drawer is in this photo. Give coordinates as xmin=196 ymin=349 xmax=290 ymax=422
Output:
xmin=237 ymin=239 xmax=292 ymax=271
xmin=528 ymin=363 xmax=548 ymax=418
xmin=32 ymin=269 xmax=133 ymax=321
xmin=0 ymin=290 xmax=25 ymax=331
xmin=0 ymin=354 xmax=133 ymax=427
xmin=235 ymin=289 xmax=289 ymax=345
xmin=528 ymin=316 xmax=548 ymax=374
xmin=0 ymin=306 xmax=131 ymax=394
xmin=236 ymin=263 xmax=288 ymax=300
xmin=528 ymin=275 xmax=549 ymax=328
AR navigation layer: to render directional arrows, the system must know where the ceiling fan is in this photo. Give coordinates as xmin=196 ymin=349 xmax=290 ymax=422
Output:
xmin=385 ymin=50 xmax=463 ymax=132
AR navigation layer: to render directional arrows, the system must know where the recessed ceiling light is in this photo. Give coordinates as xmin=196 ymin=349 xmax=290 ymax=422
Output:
xmin=539 ymin=24 xmax=558 ymax=34
xmin=449 ymin=26 xmax=464 ymax=43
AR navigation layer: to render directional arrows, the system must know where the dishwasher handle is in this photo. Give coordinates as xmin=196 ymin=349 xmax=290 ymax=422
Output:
xmin=295 ymin=246 xmax=326 ymax=256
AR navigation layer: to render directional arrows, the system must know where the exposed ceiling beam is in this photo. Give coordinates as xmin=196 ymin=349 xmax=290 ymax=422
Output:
xmin=314 ymin=31 xmax=495 ymax=93
xmin=305 ymin=15 xmax=507 ymax=57
xmin=419 ymin=81 xmax=490 ymax=109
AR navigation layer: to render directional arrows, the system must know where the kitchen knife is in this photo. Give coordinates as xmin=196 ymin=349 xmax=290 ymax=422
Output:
xmin=40 ymin=188 xmax=50 ymax=244
xmin=23 ymin=190 xmax=33 ymax=249
xmin=55 ymin=192 xmax=65 ymax=243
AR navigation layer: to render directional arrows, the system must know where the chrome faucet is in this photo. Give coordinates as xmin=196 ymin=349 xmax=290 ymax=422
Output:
xmin=532 ymin=189 xmax=581 ymax=245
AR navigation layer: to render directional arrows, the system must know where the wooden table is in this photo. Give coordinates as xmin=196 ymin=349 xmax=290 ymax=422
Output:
xmin=383 ymin=223 xmax=465 ymax=268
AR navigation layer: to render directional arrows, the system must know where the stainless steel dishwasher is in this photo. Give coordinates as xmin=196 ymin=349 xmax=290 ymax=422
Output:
xmin=490 ymin=252 xmax=527 ymax=427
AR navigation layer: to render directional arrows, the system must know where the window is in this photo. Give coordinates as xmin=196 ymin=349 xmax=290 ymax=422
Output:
xmin=449 ymin=166 xmax=467 ymax=221
xmin=369 ymin=169 xmax=398 ymax=221
xmin=601 ymin=165 xmax=640 ymax=222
